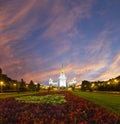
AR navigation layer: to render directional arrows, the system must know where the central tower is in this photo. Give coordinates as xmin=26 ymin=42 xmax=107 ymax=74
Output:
xmin=59 ymin=65 xmax=67 ymax=87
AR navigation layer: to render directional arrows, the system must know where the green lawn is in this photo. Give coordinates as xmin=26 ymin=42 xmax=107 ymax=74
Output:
xmin=72 ymin=91 xmax=120 ymax=115
xmin=0 ymin=92 xmax=39 ymax=99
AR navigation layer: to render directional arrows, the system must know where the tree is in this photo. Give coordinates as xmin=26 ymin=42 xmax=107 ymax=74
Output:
xmin=81 ymin=80 xmax=91 ymax=91
xmin=70 ymin=84 xmax=75 ymax=91
xmin=36 ymin=83 xmax=40 ymax=91
xmin=0 ymin=68 xmax=2 ymax=74
xmin=28 ymin=80 xmax=35 ymax=91
xmin=19 ymin=79 xmax=26 ymax=92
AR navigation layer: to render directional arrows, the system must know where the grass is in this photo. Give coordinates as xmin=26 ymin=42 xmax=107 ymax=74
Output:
xmin=72 ymin=91 xmax=120 ymax=115
xmin=0 ymin=92 xmax=39 ymax=99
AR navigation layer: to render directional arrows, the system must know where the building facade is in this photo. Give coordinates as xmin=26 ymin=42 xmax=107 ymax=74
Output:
xmin=58 ymin=68 xmax=67 ymax=87
xmin=49 ymin=67 xmax=67 ymax=88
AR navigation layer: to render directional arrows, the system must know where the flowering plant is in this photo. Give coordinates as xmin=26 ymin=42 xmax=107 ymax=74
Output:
xmin=0 ymin=91 xmax=120 ymax=124
xmin=16 ymin=94 xmax=66 ymax=104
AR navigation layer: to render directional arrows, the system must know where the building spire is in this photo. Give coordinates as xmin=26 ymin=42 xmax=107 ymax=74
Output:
xmin=61 ymin=64 xmax=64 ymax=73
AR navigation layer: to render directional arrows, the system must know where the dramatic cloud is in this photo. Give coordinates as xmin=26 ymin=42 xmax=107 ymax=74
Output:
xmin=0 ymin=0 xmax=120 ymax=84
xmin=97 ymin=51 xmax=120 ymax=81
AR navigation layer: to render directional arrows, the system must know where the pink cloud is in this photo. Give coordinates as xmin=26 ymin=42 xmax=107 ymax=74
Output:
xmin=75 ymin=62 xmax=106 ymax=75
xmin=0 ymin=0 xmax=36 ymax=27
xmin=0 ymin=0 xmax=119 ymax=84
xmin=42 ymin=0 xmax=94 ymax=40
xmin=97 ymin=51 xmax=120 ymax=81
xmin=22 ymin=63 xmax=74 ymax=83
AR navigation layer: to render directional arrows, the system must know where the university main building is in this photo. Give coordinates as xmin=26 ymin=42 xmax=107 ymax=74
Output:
xmin=49 ymin=67 xmax=76 ymax=87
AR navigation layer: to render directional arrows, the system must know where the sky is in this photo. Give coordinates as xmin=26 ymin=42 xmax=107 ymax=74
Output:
xmin=0 ymin=0 xmax=120 ymax=84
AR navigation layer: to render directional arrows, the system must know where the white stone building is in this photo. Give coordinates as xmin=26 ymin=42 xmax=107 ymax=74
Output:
xmin=49 ymin=67 xmax=67 ymax=87
xmin=49 ymin=67 xmax=76 ymax=88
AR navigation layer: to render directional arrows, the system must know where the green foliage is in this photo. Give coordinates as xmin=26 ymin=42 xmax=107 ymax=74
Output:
xmin=69 ymin=84 xmax=75 ymax=91
xmin=0 ymin=92 xmax=38 ymax=99
xmin=82 ymin=77 xmax=120 ymax=91
xmin=0 ymin=68 xmax=21 ymax=92
xmin=36 ymin=83 xmax=40 ymax=91
xmin=16 ymin=94 xmax=66 ymax=105
xmin=19 ymin=79 xmax=26 ymax=91
xmin=28 ymin=80 xmax=35 ymax=91
xmin=81 ymin=80 xmax=91 ymax=91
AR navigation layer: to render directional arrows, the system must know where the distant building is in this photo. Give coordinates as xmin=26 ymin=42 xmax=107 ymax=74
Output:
xmin=49 ymin=66 xmax=76 ymax=88
xmin=58 ymin=67 xmax=67 ymax=87
xmin=68 ymin=78 xmax=77 ymax=87
xmin=49 ymin=78 xmax=58 ymax=87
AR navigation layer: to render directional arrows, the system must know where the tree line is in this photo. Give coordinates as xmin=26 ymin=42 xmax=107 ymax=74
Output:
xmin=0 ymin=68 xmax=40 ymax=93
xmin=81 ymin=76 xmax=120 ymax=92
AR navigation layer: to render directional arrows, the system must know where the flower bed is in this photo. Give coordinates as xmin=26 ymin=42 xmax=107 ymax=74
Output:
xmin=16 ymin=94 xmax=66 ymax=104
xmin=0 ymin=91 xmax=120 ymax=124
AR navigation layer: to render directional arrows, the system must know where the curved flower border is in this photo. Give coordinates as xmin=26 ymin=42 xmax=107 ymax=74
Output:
xmin=0 ymin=91 xmax=120 ymax=124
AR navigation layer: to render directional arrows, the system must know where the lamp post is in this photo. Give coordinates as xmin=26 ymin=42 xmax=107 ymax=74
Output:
xmin=0 ymin=81 xmax=3 ymax=93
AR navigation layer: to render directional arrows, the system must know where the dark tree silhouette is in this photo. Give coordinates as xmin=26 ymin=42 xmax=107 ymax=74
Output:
xmin=0 ymin=68 xmax=2 ymax=74
xmin=28 ymin=80 xmax=35 ymax=91
xmin=19 ymin=79 xmax=26 ymax=91
xmin=36 ymin=83 xmax=40 ymax=91
xmin=81 ymin=80 xmax=91 ymax=91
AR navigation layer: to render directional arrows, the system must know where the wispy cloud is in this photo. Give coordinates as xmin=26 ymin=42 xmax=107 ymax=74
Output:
xmin=42 ymin=0 xmax=94 ymax=40
xmin=97 ymin=51 xmax=120 ymax=81
xmin=0 ymin=0 xmax=120 ymax=84
xmin=0 ymin=0 xmax=36 ymax=27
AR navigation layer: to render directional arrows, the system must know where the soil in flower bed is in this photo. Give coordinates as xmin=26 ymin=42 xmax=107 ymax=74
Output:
xmin=0 ymin=91 xmax=120 ymax=124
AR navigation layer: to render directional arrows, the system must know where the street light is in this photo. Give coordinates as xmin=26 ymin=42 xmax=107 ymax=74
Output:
xmin=91 ymin=83 xmax=95 ymax=88
xmin=113 ymin=79 xmax=118 ymax=85
xmin=114 ymin=79 xmax=118 ymax=83
xmin=0 ymin=81 xmax=3 ymax=93
xmin=107 ymin=82 xmax=110 ymax=85
xmin=13 ymin=83 xmax=16 ymax=91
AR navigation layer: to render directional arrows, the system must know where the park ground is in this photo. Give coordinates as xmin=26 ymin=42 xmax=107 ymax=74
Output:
xmin=0 ymin=90 xmax=120 ymax=115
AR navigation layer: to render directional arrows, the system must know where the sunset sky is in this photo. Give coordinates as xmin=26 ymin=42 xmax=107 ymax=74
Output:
xmin=0 ymin=0 xmax=120 ymax=84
